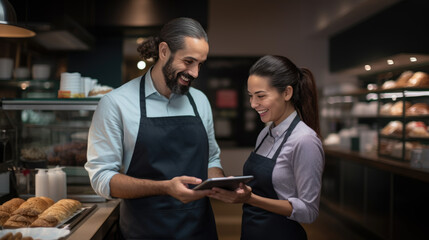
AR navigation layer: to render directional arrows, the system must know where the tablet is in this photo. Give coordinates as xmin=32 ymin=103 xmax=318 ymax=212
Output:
xmin=192 ymin=175 xmax=254 ymax=191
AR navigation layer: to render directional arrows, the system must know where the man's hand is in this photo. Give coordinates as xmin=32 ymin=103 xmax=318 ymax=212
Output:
xmin=166 ymin=176 xmax=211 ymax=203
xmin=208 ymin=182 xmax=252 ymax=204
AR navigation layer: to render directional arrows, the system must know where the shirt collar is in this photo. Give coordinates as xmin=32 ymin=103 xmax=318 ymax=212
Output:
xmin=144 ymin=67 xmax=159 ymax=98
xmin=269 ymin=111 xmax=298 ymax=138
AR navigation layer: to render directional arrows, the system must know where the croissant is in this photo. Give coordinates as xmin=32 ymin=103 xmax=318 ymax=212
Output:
xmin=2 ymin=197 xmax=54 ymax=228
xmin=31 ymin=199 xmax=82 ymax=227
xmin=0 ymin=198 xmax=25 ymax=226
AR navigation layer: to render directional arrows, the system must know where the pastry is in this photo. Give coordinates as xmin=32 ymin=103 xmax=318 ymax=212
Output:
xmin=2 ymin=197 xmax=54 ymax=228
xmin=390 ymin=101 xmax=411 ymax=116
xmin=406 ymin=121 xmax=429 ymax=137
xmin=380 ymin=103 xmax=393 ymax=115
xmin=381 ymin=80 xmax=396 ymax=89
xmin=406 ymin=103 xmax=429 ymax=116
xmin=0 ymin=198 xmax=25 ymax=226
xmin=406 ymin=72 xmax=429 ymax=87
xmin=395 ymin=71 xmax=414 ymax=87
xmin=88 ymin=85 xmax=113 ymax=97
xmin=380 ymin=121 xmax=403 ymax=136
xmin=31 ymin=199 xmax=82 ymax=227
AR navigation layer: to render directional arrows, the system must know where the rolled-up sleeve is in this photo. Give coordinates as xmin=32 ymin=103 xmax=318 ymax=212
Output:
xmin=288 ymin=134 xmax=324 ymax=223
xmin=85 ymin=95 xmax=123 ymax=199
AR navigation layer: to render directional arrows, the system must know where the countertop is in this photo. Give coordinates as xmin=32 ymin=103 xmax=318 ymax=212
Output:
xmin=66 ymin=199 xmax=120 ymax=240
xmin=324 ymin=146 xmax=429 ymax=183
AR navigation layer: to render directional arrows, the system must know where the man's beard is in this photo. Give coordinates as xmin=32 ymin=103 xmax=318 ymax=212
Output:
xmin=162 ymin=55 xmax=195 ymax=95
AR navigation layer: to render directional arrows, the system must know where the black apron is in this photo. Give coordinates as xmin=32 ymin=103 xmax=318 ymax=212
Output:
xmin=241 ymin=115 xmax=307 ymax=240
xmin=119 ymin=75 xmax=217 ymax=240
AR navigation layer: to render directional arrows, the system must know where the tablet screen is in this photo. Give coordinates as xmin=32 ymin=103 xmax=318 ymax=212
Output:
xmin=192 ymin=175 xmax=254 ymax=190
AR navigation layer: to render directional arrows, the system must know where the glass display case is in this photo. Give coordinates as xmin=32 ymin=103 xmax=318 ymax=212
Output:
xmin=0 ymin=99 xmax=103 ymax=201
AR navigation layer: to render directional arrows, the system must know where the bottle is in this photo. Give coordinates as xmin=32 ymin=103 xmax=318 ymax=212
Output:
xmin=47 ymin=168 xmax=58 ymax=202
xmin=35 ymin=169 xmax=49 ymax=197
xmin=56 ymin=167 xmax=67 ymax=200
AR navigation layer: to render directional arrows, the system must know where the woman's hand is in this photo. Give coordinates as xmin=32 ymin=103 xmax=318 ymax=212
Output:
xmin=208 ymin=182 xmax=252 ymax=204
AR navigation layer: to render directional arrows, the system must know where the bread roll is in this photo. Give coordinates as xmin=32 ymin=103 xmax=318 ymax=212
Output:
xmin=395 ymin=71 xmax=414 ymax=87
xmin=380 ymin=121 xmax=403 ymax=136
xmin=407 ymin=72 xmax=429 ymax=87
xmin=381 ymin=80 xmax=396 ymax=89
xmin=2 ymin=197 xmax=54 ymax=228
xmin=406 ymin=103 xmax=429 ymax=116
xmin=380 ymin=103 xmax=393 ymax=115
xmin=0 ymin=198 xmax=25 ymax=226
xmin=390 ymin=101 xmax=411 ymax=116
xmin=31 ymin=199 xmax=82 ymax=227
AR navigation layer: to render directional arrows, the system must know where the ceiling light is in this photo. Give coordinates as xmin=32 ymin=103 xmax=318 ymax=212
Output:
xmin=137 ymin=61 xmax=146 ymax=70
xmin=0 ymin=0 xmax=35 ymax=38
xmin=387 ymin=59 xmax=394 ymax=65
xmin=410 ymin=57 xmax=417 ymax=62
xmin=364 ymin=65 xmax=371 ymax=71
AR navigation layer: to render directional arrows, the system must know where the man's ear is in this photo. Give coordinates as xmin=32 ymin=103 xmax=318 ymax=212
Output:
xmin=158 ymin=42 xmax=170 ymax=60
xmin=284 ymin=86 xmax=293 ymax=101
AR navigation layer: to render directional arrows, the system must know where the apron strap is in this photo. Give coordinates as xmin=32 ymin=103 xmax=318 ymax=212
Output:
xmin=272 ymin=115 xmax=301 ymax=160
xmin=254 ymin=133 xmax=269 ymax=152
xmin=253 ymin=114 xmax=301 ymax=159
xmin=186 ymin=92 xmax=200 ymax=117
xmin=140 ymin=75 xmax=147 ymax=118
xmin=139 ymin=75 xmax=200 ymax=118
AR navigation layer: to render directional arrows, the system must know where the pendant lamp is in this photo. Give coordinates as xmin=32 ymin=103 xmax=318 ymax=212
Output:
xmin=0 ymin=0 xmax=35 ymax=38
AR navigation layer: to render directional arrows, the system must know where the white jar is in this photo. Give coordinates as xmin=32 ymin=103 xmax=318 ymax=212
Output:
xmin=35 ymin=169 xmax=49 ymax=197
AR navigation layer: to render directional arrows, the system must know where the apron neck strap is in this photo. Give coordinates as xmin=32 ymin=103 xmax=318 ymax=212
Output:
xmin=254 ymin=114 xmax=301 ymax=159
xmin=139 ymin=74 xmax=199 ymax=118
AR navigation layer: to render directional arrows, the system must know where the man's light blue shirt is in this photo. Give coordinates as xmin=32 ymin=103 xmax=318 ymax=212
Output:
xmin=85 ymin=71 xmax=222 ymax=199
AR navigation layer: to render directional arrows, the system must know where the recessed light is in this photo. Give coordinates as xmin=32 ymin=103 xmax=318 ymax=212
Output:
xmin=410 ymin=57 xmax=417 ymax=62
xmin=364 ymin=65 xmax=371 ymax=71
xmin=387 ymin=59 xmax=394 ymax=65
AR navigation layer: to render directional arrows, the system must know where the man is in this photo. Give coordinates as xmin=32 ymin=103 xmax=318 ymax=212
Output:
xmin=85 ymin=17 xmax=224 ymax=239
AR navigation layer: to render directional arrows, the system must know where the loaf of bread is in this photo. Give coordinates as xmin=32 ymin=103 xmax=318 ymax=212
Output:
xmin=406 ymin=103 xmax=429 ymax=116
xmin=0 ymin=198 xmax=25 ymax=226
xmin=2 ymin=197 xmax=54 ymax=228
xmin=390 ymin=101 xmax=411 ymax=116
xmin=30 ymin=199 xmax=82 ymax=227
xmin=380 ymin=121 xmax=403 ymax=136
xmin=395 ymin=71 xmax=414 ymax=87
xmin=406 ymin=72 xmax=429 ymax=87
xmin=381 ymin=80 xmax=396 ymax=89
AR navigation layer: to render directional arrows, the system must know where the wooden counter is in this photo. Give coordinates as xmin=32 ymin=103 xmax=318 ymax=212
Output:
xmin=324 ymin=146 xmax=429 ymax=183
xmin=322 ymin=146 xmax=429 ymax=240
xmin=66 ymin=199 xmax=120 ymax=240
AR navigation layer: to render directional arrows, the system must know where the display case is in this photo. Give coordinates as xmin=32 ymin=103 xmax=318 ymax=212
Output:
xmin=321 ymin=71 xmax=429 ymax=162
xmin=0 ymin=99 xmax=102 ymax=201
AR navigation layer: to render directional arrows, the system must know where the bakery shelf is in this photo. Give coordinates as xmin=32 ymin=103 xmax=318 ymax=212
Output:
xmin=0 ymin=98 xmax=100 ymax=111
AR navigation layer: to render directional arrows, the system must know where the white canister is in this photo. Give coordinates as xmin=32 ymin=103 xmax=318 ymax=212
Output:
xmin=55 ymin=167 xmax=67 ymax=200
xmin=47 ymin=168 xmax=59 ymax=202
xmin=0 ymin=58 xmax=13 ymax=79
xmin=35 ymin=168 xmax=49 ymax=197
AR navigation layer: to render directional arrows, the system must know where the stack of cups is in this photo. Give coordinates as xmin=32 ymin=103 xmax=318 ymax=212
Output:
xmin=58 ymin=72 xmax=84 ymax=98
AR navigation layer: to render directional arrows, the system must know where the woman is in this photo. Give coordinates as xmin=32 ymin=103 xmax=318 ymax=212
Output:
xmin=209 ymin=55 xmax=324 ymax=240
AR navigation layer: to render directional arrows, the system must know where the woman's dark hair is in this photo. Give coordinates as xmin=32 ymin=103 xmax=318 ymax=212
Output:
xmin=249 ymin=55 xmax=321 ymax=138
xmin=137 ymin=17 xmax=208 ymax=61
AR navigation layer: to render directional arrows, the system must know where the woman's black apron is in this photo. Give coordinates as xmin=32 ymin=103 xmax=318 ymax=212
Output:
xmin=241 ymin=115 xmax=307 ymax=240
xmin=119 ymin=75 xmax=218 ymax=240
